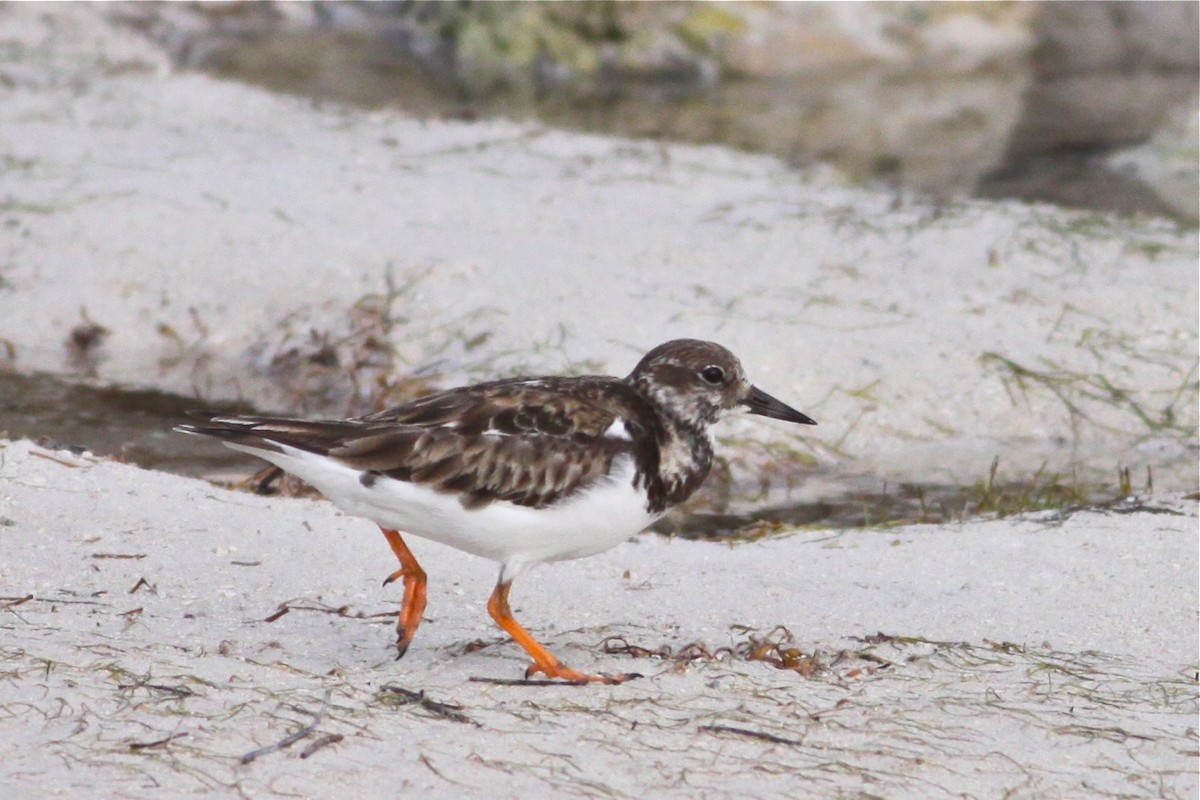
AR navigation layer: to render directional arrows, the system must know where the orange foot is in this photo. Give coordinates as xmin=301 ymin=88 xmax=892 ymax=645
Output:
xmin=524 ymin=662 xmax=641 ymax=685
xmin=487 ymin=579 xmax=638 ymax=685
xmin=379 ymin=528 xmax=427 ymax=659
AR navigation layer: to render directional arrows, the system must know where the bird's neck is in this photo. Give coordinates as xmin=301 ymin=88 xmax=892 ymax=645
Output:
xmin=640 ymin=407 xmax=715 ymax=515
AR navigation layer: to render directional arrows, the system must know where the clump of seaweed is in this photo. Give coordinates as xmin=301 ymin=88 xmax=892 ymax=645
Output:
xmin=980 ymin=349 xmax=1197 ymax=444
xmin=257 ymin=267 xmax=446 ymax=417
xmin=601 ymin=625 xmax=894 ymax=680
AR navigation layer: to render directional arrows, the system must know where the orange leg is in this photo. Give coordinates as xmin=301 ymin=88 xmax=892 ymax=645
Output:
xmin=379 ymin=528 xmax=427 ymax=660
xmin=486 ymin=579 xmax=639 ymax=684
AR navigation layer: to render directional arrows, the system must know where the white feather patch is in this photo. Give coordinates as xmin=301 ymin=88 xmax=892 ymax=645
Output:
xmin=603 ymin=419 xmax=632 ymax=441
xmin=219 ymin=441 xmax=659 ymax=580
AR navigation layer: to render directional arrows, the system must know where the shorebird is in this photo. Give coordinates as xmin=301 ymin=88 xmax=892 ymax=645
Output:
xmin=177 ymin=339 xmax=815 ymax=683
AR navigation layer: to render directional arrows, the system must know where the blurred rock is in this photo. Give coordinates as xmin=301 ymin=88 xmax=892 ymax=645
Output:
xmin=1003 ymin=1 xmax=1199 ymax=153
xmin=716 ymin=2 xmax=1034 ymax=77
xmin=976 ymin=1 xmax=1198 ymax=220
xmin=1108 ymin=93 xmax=1200 ymax=223
xmin=105 ymin=1 xmax=1197 ymax=221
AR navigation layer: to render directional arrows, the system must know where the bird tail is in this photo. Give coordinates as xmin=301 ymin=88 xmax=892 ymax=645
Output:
xmin=175 ymin=411 xmax=365 ymax=456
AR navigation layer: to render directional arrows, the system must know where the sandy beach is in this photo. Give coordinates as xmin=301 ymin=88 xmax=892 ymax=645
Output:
xmin=2 ymin=439 xmax=1196 ymax=798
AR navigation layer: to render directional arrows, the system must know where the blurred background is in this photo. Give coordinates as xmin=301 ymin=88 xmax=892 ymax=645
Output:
xmin=125 ymin=0 xmax=1199 ymax=224
xmin=1 ymin=1 xmax=1196 ymax=531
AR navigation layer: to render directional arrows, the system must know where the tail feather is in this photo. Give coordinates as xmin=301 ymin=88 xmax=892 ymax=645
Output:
xmin=175 ymin=412 xmax=367 ymax=456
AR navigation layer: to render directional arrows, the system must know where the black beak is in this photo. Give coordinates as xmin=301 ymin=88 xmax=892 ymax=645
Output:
xmin=742 ymin=385 xmax=817 ymax=426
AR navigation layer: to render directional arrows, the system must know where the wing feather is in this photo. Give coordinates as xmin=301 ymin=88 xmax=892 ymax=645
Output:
xmin=179 ymin=376 xmax=650 ymax=509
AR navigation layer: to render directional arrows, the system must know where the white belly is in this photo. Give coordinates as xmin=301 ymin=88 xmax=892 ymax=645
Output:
xmin=228 ymin=444 xmax=659 ymax=579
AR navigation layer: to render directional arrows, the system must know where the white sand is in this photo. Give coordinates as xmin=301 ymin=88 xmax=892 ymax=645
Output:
xmin=1 ymin=439 xmax=1196 ymax=798
xmin=0 ymin=6 xmax=1197 ymax=797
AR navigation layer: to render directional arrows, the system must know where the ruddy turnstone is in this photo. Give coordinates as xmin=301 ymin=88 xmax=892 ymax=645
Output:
xmin=177 ymin=339 xmax=815 ymax=683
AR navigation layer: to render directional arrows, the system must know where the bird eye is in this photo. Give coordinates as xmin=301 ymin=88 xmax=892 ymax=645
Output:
xmin=700 ymin=365 xmax=725 ymax=385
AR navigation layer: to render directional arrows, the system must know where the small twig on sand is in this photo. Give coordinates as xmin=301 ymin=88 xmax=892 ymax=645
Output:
xmin=240 ymin=690 xmax=331 ymax=764
xmin=129 ymin=732 xmax=189 ymax=751
xmin=117 ymin=678 xmax=195 ymax=698
xmin=699 ymin=724 xmax=804 ymax=746
xmin=29 ymin=450 xmax=89 ymax=468
xmin=299 ymin=734 xmax=344 ymax=759
xmin=419 ymin=753 xmax=469 ymax=786
xmin=379 ymin=685 xmax=479 ymax=726
xmin=468 ymin=676 xmax=591 ymax=687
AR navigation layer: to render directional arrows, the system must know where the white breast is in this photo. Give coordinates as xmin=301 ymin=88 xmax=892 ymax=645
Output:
xmin=225 ymin=443 xmax=660 ymax=581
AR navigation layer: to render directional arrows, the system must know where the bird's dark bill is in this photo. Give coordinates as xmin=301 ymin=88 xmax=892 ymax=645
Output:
xmin=742 ymin=385 xmax=816 ymax=425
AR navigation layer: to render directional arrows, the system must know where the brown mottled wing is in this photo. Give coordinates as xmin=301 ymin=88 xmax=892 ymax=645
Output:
xmin=182 ymin=377 xmax=641 ymax=509
xmin=333 ymin=425 xmax=627 ymax=509
xmin=344 ymin=378 xmax=635 ymax=508
xmin=358 ymin=377 xmax=612 ymax=434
